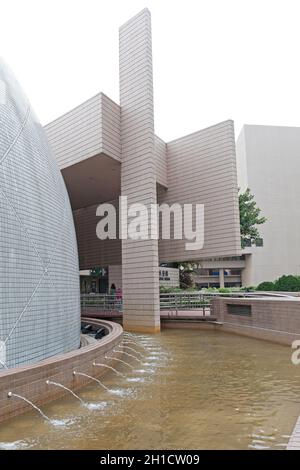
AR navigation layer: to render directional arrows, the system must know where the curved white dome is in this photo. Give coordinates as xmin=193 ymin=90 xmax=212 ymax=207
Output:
xmin=0 ymin=61 xmax=80 ymax=368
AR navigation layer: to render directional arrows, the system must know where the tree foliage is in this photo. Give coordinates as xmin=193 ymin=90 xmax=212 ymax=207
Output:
xmin=90 ymin=267 xmax=106 ymax=278
xmin=274 ymin=275 xmax=300 ymax=292
xmin=257 ymin=275 xmax=300 ymax=292
xmin=178 ymin=262 xmax=196 ymax=289
xmin=256 ymin=281 xmax=275 ymax=291
xmin=179 ymin=270 xmax=194 ymax=289
xmin=239 ymin=188 xmax=267 ymax=248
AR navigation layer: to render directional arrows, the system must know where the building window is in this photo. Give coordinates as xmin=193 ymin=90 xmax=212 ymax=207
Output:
xmin=209 ymin=269 xmax=219 ymax=276
xmin=227 ymin=304 xmax=252 ymax=316
xmin=230 ymin=269 xmax=242 ymax=276
xmin=255 ymin=238 xmax=264 ymax=247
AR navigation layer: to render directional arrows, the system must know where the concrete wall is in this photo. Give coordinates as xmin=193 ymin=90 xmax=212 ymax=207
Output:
xmin=108 ymin=265 xmax=123 ymax=290
xmin=46 ymin=95 xmax=168 ymax=188
xmin=236 ymin=124 xmax=300 ymax=286
xmin=45 ymin=93 xmax=121 ymax=168
xmin=73 ymin=200 xmax=121 ymax=269
xmin=212 ymin=296 xmax=300 ymax=345
xmin=155 ymin=135 xmax=168 ymax=188
xmin=108 ymin=265 xmax=179 ymax=289
xmin=119 ymin=8 xmax=160 ymax=333
xmin=158 ymin=120 xmax=241 ymax=262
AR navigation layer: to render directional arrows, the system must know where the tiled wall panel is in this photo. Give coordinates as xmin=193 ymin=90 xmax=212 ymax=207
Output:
xmin=158 ymin=121 xmax=241 ymax=262
xmin=212 ymin=297 xmax=300 ymax=345
xmin=73 ymin=200 xmax=122 ymax=268
xmin=45 ymin=93 xmax=121 ymax=168
xmin=155 ymin=135 xmax=168 ymax=187
xmin=0 ymin=61 xmax=80 ymax=369
xmin=119 ymin=9 xmax=160 ymax=332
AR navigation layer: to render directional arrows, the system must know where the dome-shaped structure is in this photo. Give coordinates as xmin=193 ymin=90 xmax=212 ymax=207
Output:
xmin=0 ymin=61 xmax=80 ymax=368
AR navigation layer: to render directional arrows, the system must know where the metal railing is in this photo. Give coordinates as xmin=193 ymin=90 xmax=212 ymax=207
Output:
xmin=81 ymin=294 xmax=122 ymax=313
xmin=80 ymin=292 xmax=226 ymax=314
xmin=160 ymin=292 xmax=210 ymax=314
xmin=81 ymin=291 xmax=274 ymax=317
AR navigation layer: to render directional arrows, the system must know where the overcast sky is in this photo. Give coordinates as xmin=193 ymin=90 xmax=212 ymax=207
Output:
xmin=1 ymin=0 xmax=300 ymax=142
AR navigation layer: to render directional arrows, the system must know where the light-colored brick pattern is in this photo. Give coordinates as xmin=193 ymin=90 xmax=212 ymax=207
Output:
xmin=158 ymin=121 xmax=241 ymax=262
xmin=212 ymin=297 xmax=300 ymax=345
xmin=0 ymin=319 xmax=123 ymax=423
xmin=119 ymin=9 xmax=160 ymax=332
xmin=74 ymin=199 xmax=121 ymax=268
xmin=45 ymin=93 xmax=121 ymax=168
xmin=0 ymin=60 xmax=80 ymax=368
xmin=155 ymin=135 xmax=168 ymax=188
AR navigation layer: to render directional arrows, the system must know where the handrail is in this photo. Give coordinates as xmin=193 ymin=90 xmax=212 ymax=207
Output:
xmin=81 ymin=292 xmax=216 ymax=313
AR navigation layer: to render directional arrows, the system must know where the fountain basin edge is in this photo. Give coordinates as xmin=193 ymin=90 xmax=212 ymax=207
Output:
xmin=0 ymin=318 xmax=123 ymax=424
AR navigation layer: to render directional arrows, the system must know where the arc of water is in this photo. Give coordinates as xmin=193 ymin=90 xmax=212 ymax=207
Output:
xmin=123 ymin=333 xmax=147 ymax=340
xmin=114 ymin=349 xmax=143 ymax=364
xmin=46 ymin=380 xmax=85 ymax=405
xmin=121 ymin=345 xmax=144 ymax=358
xmin=93 ymin=362 xmax=126 ymax=378
xmin=105 ymin=355 xmax=134 ymax=370
xmin=73 ymin=371 xmax=110 ymax=392
xmin=7 ymin=392 xmax=51 ymax=422
xmin=124 ymin=332 xmax=148 ymax=339
xmin=123 ymin=340 xmax=147 ymax=351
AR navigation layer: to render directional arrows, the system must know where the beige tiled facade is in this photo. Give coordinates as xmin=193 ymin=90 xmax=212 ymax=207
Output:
xmin=119 ymin=10 xmax=160 ymax=333
xmin=45 ymin=8 xmax=241 ymax=333
xmin=212 ymin=297 xmax=300 ymax=345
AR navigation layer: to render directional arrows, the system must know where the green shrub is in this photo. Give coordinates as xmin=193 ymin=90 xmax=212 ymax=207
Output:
xmin=256 ymin=281 xmax=275 ymax=291
xmin=274 ymin=275 xmax=300 ymax=292
xmin=218 ymin=287 xmax=231 ymax=293
xmin=159 ymin=286 xmax=182 ymax=293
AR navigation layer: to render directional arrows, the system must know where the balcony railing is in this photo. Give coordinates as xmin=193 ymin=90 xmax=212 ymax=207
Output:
xmin=160 ymin=292 xmax=210 ymax=313
xmin=81 ymin=294 xmax=123 ymax=313
xmin=81 ymin=291 xmax=247 ymax=315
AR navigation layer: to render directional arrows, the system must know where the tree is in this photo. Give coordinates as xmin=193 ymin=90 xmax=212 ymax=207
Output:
xmin=274 ymin=275 xmax=300 ymax=292
xmin=239 ymin=188 xmax=267 ymax=248
xmin=256 ymin=281 xmax=275 ymax=291
xmin=257 ymin=275 xmax=300 ymax=292
xmin=178 ymin=262 xmax=196 ymax=289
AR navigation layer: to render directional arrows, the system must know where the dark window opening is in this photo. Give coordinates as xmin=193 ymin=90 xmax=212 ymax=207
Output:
xmin=227 ymin=304 xmax=252 ymax=316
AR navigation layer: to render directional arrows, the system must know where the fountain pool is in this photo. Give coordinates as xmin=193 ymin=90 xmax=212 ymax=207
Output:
xmin=1 ymin=329 xmax=300 ymax=450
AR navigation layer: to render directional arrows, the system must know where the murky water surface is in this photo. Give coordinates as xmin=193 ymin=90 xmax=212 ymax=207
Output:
xmin=0 ymin=330 xmax=299 ymax=449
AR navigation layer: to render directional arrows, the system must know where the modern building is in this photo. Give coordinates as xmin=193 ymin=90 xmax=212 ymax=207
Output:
xmin=192 ymin=257 xmax=245 ymax=288
xmin=45 ymin=8 xmax=241 ymax=332
xmin=0 ymin=61 xmax=80 ymax=369
xmin=236 ymin=124 xmax=300 ymax=286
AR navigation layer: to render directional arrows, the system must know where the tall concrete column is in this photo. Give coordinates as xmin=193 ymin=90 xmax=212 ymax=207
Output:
xmin=119 ymin=9 xmax=160 ymax=333
xmin=219 ymin=268 xmax=225 ymax=288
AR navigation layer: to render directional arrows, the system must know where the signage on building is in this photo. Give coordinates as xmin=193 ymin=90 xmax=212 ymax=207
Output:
xmin=159 ymin=269 xmax=170 ymax=281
